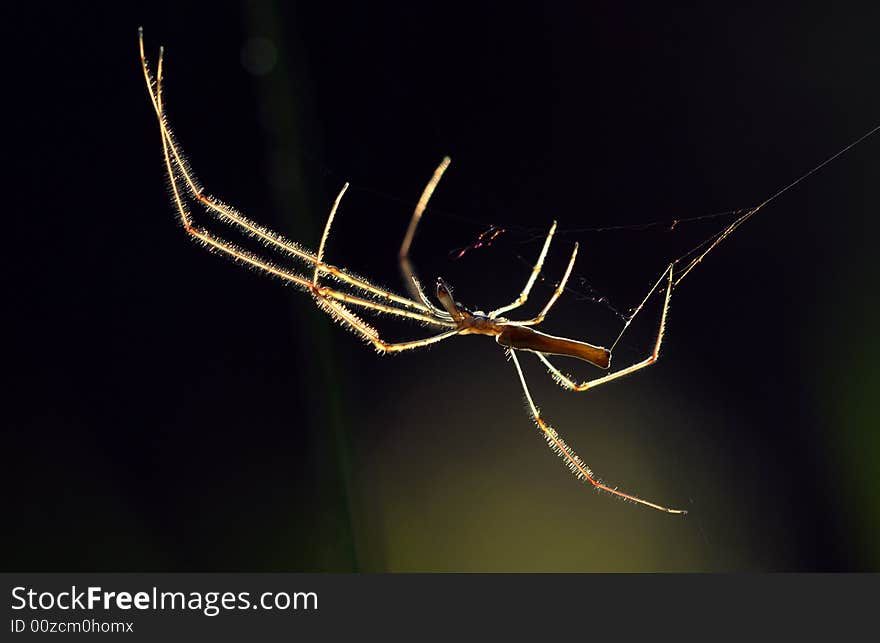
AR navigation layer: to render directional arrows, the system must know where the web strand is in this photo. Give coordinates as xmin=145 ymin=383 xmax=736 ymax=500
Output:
xmin=671 ymin=123 xmax=880 ymax=288
xmin=449 ymin=123 xmax=879 ymax=315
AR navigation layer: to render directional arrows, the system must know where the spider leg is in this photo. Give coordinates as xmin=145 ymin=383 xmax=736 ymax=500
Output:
xmin=318 ymin=288 xmax=455 ymax=327
xmin=308 ymin=184 xmax=459 ymax=346
xmin=142 ymin=33 xmax=307 ymax=253
xmin=144 ymin=49 xmax=453 ymax=327
xmin=145 ymin=44 xmax=313 ymax=293
xmin=536 ymin=264 xmax=674 ymax=392
xmin=139 ymin=30 xmax=433 ymax=314
xmin=313 ymin=183 xmax=456 ymax=327
xmin=185 ymin=220 xmax=451 ymax=336
xmin=167 ymin=215 xmax=455 ymax=327
xmin=488 ymin=221 xmax=557 ymax=319
xmin=398 ymin=157 xmax=454 ymax=316
xmin=507 ymin=241 xmax=579 ymax=327
xmin=181 ymin=231 xmax=456 ymax=325
xmin=311 ymin=182 xmax=347 ymax=287
xmin=507 ymin=349 xmax=686 ymax=514
xmin=318 ymin=296 xmax=461 ymax=353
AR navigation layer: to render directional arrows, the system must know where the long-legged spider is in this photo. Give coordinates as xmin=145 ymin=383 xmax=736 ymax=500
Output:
xmin=141 ymin=29 xmax=878 ymax=515
xmin=139 ymin=29 xmax=691 ymax=513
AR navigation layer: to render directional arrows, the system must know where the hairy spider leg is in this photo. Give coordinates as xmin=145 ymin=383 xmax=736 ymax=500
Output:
xmin=537 ymin=265 xmax=674 ymax=392
xmin=309 ymin=183 xmax=462 ymax=353
xmin=140 ymin=30 xmax=452 ymax=328
xmin=507 ymin=240 xmax=579 ymax=327
xmin=488 ymin=221 xmax=558 ymax=319
xmin=508 ymin=349 xmax=687 ymax=514
xmin=397 ymin=158 xmax=566 ymax=324
xmin=139 ymin=29 xmax=435 ymax=315
xmin=398 ymin=157 xmax=453 ymax=309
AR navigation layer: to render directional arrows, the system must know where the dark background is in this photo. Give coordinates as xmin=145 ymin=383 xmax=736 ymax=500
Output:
xmin=5 ymin=2 xmax=880 ymax=571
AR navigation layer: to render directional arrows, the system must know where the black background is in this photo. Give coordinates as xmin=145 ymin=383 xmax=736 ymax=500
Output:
xmin=5 ymin=2 xmax=880 ymax=571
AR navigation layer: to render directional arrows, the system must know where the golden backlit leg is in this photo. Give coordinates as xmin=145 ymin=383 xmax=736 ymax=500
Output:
xmin=508 ymin=349 xmax=686 ymax=514
xmin=318 ymin=297 xmax=461 ymax=353
xmin=537 ymin=265 xmax=674 ymax=392
xmin=488 ymin=221 xmax=558 ymax=319
xmin=398 ymin=156 xmax=454 ymax=309
xmin=308 ymin=187 xmax=460 ymax=349
xmin=509 ymin=241 xmax=578 ymax=326
xmin=139 ymin=29 xmax=434 ymax=314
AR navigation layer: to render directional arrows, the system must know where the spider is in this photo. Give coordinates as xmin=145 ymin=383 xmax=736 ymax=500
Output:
xmin=143 ymin=29 xmax=877 ymax=515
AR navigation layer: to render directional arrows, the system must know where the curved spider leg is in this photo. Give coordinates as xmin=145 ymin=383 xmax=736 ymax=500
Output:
xmin=310 ymin=184 xmax=454 ymax=327
xmin=507 ymin=241 xmax=579 ymax=327
xmin=139 ymin=29 xmax=433 ymax=314
xmin=398 ymin=156 xmax=452 ymax=304
xmin=311 ymin=183 xmax=348 ymax=287
xmin=409 ymin=274 xmax=453 ymax=322
xmin=147 ymin=57 xmax=453 ymax=327
xmin=142 ymin=32 xmax=310 ymax=256
xmin=151 ymin=72 xmax=314 ymax=292
xmin=507 ymin=349 xmax=686 ymax=514
xmin=536 ymin=264 xmax=674 ymax=392
xmin=308 ymin=184 xmax=459 ymax=347
xmin=488 ymin=221 xmax=557 ymax=319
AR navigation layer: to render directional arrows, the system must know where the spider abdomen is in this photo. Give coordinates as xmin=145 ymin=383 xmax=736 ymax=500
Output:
xmin=497 ymin=326 xmax=610 ymax=369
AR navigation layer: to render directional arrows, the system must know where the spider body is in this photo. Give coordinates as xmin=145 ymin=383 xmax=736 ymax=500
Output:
xmin=140 ymin=28 xmax=880 ymax=517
